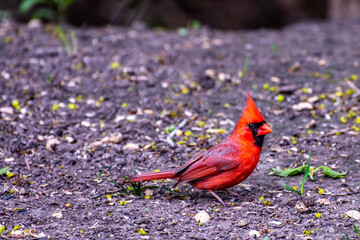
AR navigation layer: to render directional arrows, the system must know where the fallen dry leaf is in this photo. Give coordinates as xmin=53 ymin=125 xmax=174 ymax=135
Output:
xmin=46 ymin=138 xmax=60 ymax=153
xmin=295 ymin=201 xmax=309 ymax=213
xmin=316 ymin=198 xmax=331 ymax=205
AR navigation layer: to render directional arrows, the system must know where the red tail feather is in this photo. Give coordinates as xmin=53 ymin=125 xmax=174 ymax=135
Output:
xmin=128 ymin=170 xmax=175 ymax=182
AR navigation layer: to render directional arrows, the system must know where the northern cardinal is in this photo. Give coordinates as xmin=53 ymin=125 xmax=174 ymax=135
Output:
xmin=124 ymin=93 xmax=272 ymax=205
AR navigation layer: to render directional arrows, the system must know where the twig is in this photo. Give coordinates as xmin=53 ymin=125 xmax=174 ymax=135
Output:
xmin=324 ymin=127 xmax=352 ymax=136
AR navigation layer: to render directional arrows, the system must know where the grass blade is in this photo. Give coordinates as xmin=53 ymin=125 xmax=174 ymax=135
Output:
xmin=300 ymin=151 xmax=311 ymax=194
xmin=283 ymin=184 xmax=301 ymax=194
xmin=243 ymin=54 xmax=249 ymax=74
xmin=121 ymin=175 xmax=144 ymax=196
xmin=70 ymin=30 xmax=78 ymax=53
xmin=354 ymin=222 xmax=360 ymax=237
xmin=107 ymin=179 xmax=129 ymax=195
xmin=98 ymin=166 xmax=106 ymax=180
xmin=55 ymin=25 xmax=72 ymax=55
xmin=131 ymin=161 xmax=136 ymax=175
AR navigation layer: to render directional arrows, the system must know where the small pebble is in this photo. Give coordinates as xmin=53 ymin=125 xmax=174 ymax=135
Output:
xmin=194 ymin=210 xmax=211 ymax=224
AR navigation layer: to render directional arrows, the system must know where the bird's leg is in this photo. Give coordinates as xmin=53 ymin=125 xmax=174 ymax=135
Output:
xmin=208 ymin=190 xmax=225 ymax=206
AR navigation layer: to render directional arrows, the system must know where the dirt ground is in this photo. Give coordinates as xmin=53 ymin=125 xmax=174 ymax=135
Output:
xmin=1 ymin=19 xmax=360 ymax=239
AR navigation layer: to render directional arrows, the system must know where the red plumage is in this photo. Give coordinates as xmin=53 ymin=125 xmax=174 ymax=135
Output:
xmin=124 ymin=93 xmax=272 ymax=205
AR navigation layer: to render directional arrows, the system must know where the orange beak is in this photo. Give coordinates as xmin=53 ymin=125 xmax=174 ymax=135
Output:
xmin=257 ymin=123 xmax=272 ymax=136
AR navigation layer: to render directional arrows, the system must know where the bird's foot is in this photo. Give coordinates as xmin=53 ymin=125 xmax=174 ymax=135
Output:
xmin=225 ymin=190 xmax=254 ymax=202
xmin=225 ymin=189 xmax=241 ymax=197
xmin=208 ymin=190 xmax=225 ymax=206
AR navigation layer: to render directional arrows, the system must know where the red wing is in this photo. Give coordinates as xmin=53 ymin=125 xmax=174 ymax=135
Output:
xmin=175 ymin=142 xmax=239 ymax=186
xmin=173 ymin=151 xmax=205 ymax=177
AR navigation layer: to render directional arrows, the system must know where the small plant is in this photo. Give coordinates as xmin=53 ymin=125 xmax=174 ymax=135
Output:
xmin=270 ymin=44 xmax=277 ymax=54
xmin=108 ymin=176 xmax=178 ymax=197
xmin=271 ymin=151 xmax=348 ymax=195
xmin=98 ymin=166 xmax=106 ymax=180
xmin=271 ymin=153 xmax=347 ymax=177
xmin=190 ymin=20 xmax=201 ymax=29
xmin=283 ymin=151 xmax=312 ymax=195
xmin=18 ymin=0 xmax=75 ymax=23
xmin=55 ymin=26 xmax=77 ymax=55
xmin=238 ymin=54 xmax=250 ymax=78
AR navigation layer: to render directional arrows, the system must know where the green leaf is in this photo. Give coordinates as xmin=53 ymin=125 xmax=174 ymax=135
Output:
xmin=18 ymin=0 xmax=49 ymax=13
xmin=32 ymin=8 xmax=56 ymax=20
xmin=0 ymin=166 xmax=9 ymax=175
xmin=58 ymin=0 xmax=74 ymax=12
xmin=191 ymin=20 xmax=201 ymax=29
xmin=107 ymin=179 xmax=129 ymax=195
xmin=318 ymin=166 xmax=347 ymax=178
xmin=354 ymin=222 xmax=360 ymax=237
xmin=270 ymin=166 xmax=307 ymax=177
xmin=163 ymin=125 xmax=175 ymax=134
xmin=309 ymin=167 xmax=320 ymax=180
xmin=300 ymin=151 xmax=311 ymax=194
xmin=283 ymin=184 xmax=301 ymax=194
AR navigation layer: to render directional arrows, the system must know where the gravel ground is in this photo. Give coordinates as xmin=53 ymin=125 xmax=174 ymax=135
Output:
xmin=0 ymin=19 xmax=360 ymax=239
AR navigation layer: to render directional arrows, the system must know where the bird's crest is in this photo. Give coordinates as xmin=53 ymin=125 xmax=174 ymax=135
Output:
xmin=236 ymin=93 xmax=265 ymax=128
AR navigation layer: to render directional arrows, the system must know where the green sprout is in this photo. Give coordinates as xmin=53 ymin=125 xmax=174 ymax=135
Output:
xmin=283 ymin=151 xmax=311 ymax=195
xmin=98 ymin=166 xmax=106 ymax=180
xmin=271 ymin=151 xmax=347 ymax=195
xmin=55 ymin=26 xmax=77 ymax=55
xmin=108 ymin=176 xmax=178 ymax=197
xmin=238 ymin=54 xmax=250 ymax=78
xmin=163 ymin=125 xmax=175 ymax=134
xmin=191 ymin=20 xmax=201 ymax=29
xmin=45 ymin=75 xmax=52 ymax=84
xmin=270 ymin=44 xmax=277 ymax=54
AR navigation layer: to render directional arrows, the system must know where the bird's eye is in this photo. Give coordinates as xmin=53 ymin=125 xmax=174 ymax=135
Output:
xmin=249 ymin=123 xmax=254 ymax=128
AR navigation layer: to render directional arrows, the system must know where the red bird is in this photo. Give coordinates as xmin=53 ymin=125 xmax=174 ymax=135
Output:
xmin=124 ymin=93 xmax=272 ymax=205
